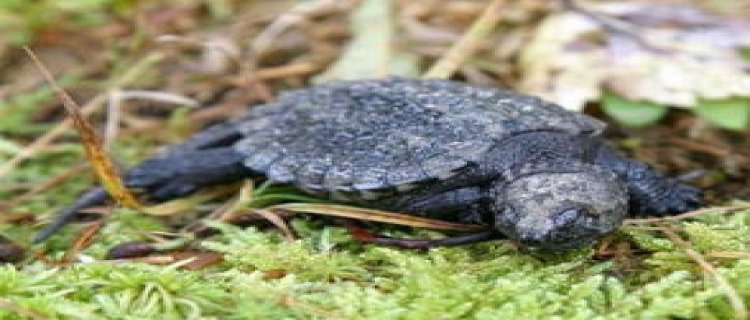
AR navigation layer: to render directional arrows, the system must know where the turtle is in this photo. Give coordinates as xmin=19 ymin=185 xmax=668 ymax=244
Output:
xmin=34 ymin=77 xmax=702 ymax=250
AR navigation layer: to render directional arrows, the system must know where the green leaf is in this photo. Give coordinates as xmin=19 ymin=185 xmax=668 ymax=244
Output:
xmin=692 ymin=98 xmax=750 ymax=130
xmin=0 ymin=136 xmax=20 ymax=155
xmin=741 ymin=48 xmax=750 ymax=60
xmin=601 ymin=94 xmax=668 ymax=127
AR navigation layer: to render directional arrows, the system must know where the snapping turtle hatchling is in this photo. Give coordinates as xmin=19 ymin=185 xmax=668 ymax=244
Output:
xmin=36 ymin=77 xmax=701 ymax=249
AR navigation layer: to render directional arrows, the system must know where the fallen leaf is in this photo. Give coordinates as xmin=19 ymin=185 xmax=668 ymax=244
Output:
xmin=171 ymin=252 xmax=223 ymax=270
xmin=520 ymin=2 xmax=750 ymax=111
xmin=0 ymin=243 xmax=24 ymax=263
xmin=106 ymin=241 xmax=156 ymax=260
xmin=602 ymin=93 xmax=668 ymax=127
xmin=691 ymin=98 xmax=750 ymax=130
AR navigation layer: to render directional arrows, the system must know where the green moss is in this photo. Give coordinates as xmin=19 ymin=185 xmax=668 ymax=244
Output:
xmin=684 ymin=222 xmax=747 ymax=252
xmin=0 ymin=0 xmax=136 ymax=45
xmin=1 ymin=1 xmax=748 ymax=318
xmin=0 ymin=86 xmax=56 ymax=136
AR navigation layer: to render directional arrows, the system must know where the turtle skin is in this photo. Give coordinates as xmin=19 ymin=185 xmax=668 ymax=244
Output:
xmin=35 ymin=77 xmax=702 ymax=249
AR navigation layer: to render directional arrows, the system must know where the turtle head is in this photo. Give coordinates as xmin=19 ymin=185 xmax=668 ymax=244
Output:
xmin=492 ymin=166 xmax=628 ymax=251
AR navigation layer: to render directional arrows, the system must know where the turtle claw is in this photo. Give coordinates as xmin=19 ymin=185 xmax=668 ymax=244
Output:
xmin=633 ymin=180 xmax=703 ymax=216
xmin=670 ymin=183 xmax=703 ymax=212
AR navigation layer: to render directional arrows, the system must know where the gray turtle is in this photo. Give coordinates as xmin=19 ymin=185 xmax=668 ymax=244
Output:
xmin=36 ymin=77 xmax=701 ymax=249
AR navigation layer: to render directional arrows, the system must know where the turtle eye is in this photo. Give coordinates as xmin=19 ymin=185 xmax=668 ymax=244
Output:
xmin=552 ymin=203 xmax=599 ymax=228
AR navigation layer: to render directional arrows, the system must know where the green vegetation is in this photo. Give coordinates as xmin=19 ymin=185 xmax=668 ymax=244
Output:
xmin=604 ymin=94 xmax=750 ymax=130
xmin=0 ymin=0 xmax=136 ymax=45
xmin=1 ymin=1 xmax=748 ymax=319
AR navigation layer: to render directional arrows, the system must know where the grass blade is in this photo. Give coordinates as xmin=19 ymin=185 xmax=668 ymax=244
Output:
xmin=270 ymin=203 xmax=488 ymax=232
xmin=23 ymin=47 xmax=141 ymax=210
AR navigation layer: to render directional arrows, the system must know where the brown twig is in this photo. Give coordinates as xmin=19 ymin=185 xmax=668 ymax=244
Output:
xmin=0 ymin=212 xmax=34 ymax=225
xmin=0 ymin=94 xmax=106 ymax=178
xmin=157 ymin=34 xmax=274 ymax=103
xmin=668 ymin=137 xmax=750 ymax=164
xmin=215 ymin=181 xmax=296 ymax=241
xmin=109 ymin=255 xmax=175 ymax=265
xmin=0 ymin=163 xmax=88 ymax=212
xmin=109 ymin=252 xmax=222 ymax=270
xmin=171 ymin=252 xmax=223 ymax=270
xmin=561 ymin=0 xmax=669 ymax=54
xmin=277 ymin=295 xmax=340 ymax=319
xmin=707 ymin=252 xmax=750 ymax=260
xmin=661 ymin=228 xmax=747 ymax=320
xmin=104 ymin=89 xmax=200 ymax=148
xmin=621 ymin=225 xmax=681 ymax=232
xmin=271 ymin=203 xmax=488 ymax=232
xmin=423 ymin=0 xmax=506 ymax=79
xmin=61 ymin=220 xmax=105 ymax=263
xmin=0 ymin=52 xmax=163 ymax=178
xmin=251 ymin=209 xmax=297 ymax=241
xmin=244 ymin=62 xmax=321 ymax=81
xmin=141 ymin=185 xmax=238 ymax=216
xmin=250 ymin=0 xmax=343 ymax=59
xmin=625 ymin=205 xmax=750 ymax=224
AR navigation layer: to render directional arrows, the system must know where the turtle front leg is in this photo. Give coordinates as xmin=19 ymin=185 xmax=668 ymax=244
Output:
xmin=125 ymin=147 xmax=250 ymax=200
xmin=593 ymin=143 xmax=702 ymax=216
xmin=337 ymin=187 xmax=496 ymax=248
xmin=377 ymin=187 xmax=490 ymax=224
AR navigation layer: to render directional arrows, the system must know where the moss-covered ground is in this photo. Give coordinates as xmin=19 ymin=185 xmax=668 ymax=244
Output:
xmin=1 ymin=1 xmax=749 ymax=319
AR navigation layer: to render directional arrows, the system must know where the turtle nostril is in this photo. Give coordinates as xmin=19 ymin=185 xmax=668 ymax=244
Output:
xmin=552 ymin=208 xmax=585 ymax=228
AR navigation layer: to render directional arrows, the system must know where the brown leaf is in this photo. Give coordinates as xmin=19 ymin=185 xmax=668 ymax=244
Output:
xmin=106 ymin=241 xmax=156 ymax=260
xmin=262 ymin=269 xmax=288 ymax=279
xmin=171 ymin=252 xmax=223 ymax=270
xmin=0 ymin=243 xmax=25 ymax=263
